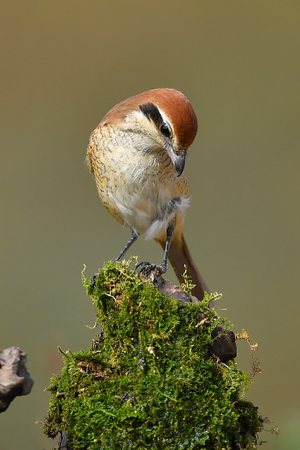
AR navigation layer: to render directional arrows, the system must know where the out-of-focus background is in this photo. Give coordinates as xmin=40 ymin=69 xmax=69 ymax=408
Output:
xmin=1 ymin=1 xmax=299 ymax=448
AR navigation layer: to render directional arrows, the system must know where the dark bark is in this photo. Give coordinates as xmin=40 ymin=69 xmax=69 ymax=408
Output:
xmin=148 ymin=271 xmax=237 ymax=363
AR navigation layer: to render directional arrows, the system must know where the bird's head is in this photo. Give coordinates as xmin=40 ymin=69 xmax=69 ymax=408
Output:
xmin=99 ymin=88 xmax=198 ymax=177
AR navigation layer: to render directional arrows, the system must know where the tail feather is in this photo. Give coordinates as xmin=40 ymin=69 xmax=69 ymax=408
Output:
xmin=156 ymin=232 xmax=208 ymax=300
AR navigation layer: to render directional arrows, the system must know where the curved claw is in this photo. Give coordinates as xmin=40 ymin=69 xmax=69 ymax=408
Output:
xmin=136 ymin=261 xmax=150 ymax=271
xmin=136 ymin=261 xmax=166 ymax=278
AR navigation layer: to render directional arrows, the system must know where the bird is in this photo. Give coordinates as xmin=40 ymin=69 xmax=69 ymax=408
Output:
xmin=86 ymin=88 xmax=208 ymax=300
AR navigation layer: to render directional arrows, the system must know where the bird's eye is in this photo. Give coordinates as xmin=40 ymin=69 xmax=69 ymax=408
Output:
xmin=160 ymin=122 xmax=172 ymax=139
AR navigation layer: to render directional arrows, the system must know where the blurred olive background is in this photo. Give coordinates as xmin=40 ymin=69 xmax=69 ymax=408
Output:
xmin=1 ymin=1 xmax=299 ymax=448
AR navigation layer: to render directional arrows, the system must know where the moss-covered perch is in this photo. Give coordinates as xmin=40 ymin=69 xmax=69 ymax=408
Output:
xmin=44 ymin=261 xmax=262 ymax=449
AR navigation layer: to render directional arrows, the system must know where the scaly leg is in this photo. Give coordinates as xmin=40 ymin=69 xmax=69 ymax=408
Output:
xmin=92 ymin=229 xmax=139 ymax=287
xmin=115 ymin=229 xmax=139 ymax=262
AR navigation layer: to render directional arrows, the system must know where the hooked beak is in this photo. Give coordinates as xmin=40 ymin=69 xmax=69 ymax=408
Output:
xmin=174 ymin=153 xmax=186 ymax=177
xmin=165 ymin=143 xmax=187 ymax=177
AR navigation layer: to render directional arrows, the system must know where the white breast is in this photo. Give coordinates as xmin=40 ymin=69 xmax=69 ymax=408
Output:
xmin=108 ymin=150 xmax=189 ymax=238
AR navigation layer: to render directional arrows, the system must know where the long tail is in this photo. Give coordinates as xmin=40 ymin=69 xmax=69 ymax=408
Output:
xmin=156 ymin=231 xmax=209 ymax=300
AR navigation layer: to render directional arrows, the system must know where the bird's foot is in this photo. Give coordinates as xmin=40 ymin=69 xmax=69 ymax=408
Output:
xmin=91 ymin=272 xmax=98 ymax=288
xmin=136 ymin=261 xmax=167 ymax=280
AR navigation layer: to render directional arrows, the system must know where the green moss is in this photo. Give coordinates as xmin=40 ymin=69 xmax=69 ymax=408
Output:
xmin=44 ymin=260 xmax=262 ymax=449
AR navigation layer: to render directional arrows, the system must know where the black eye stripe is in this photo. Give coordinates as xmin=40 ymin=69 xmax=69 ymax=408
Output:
xmin=139 ymin=102 xmax=163 ymax=129
xmin=139 ymin=103 xmax=172 ymax=139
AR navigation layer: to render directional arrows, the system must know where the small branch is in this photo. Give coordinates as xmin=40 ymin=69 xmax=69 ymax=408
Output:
xmin=0 ymin=346 xmax=34 ymax=412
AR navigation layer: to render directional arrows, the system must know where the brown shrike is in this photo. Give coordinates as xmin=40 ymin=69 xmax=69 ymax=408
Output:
xmin=86 ymin=88 xmax=208 ymax=300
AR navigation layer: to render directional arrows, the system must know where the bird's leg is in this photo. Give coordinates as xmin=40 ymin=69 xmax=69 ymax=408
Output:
xmin=115 ymin=229 xmax=139 ymax=262
xmin=137 ymin=223 xmax=175 ymax=276
xmin=159 ymin=224 xmax=174 ymax=272
xmin=92 ymin=230 xmax=138 ymax=287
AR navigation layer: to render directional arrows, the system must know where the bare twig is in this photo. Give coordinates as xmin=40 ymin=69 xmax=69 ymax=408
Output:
xmin=0 ymin=346 xmax=34 ymax=412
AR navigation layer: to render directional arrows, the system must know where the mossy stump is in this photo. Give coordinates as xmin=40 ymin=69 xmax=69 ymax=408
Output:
xmin=44 ymin=261 xmax=262 ymax=449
